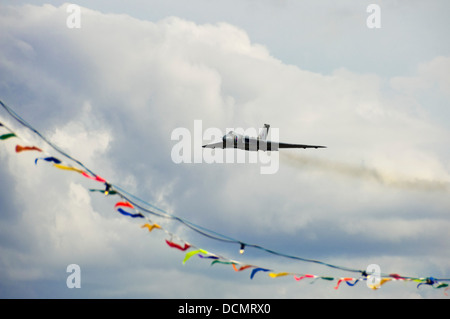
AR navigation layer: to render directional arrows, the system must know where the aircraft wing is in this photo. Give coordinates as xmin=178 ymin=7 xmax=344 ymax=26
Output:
xmin=277 ymin=142 xmax=326 ymax=149
xmin=202 ymin=141 xmax=224 ymax=149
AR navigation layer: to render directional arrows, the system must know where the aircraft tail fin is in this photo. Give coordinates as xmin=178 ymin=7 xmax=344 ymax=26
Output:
xmin=258 ymin=124 xmax=270 ymax=141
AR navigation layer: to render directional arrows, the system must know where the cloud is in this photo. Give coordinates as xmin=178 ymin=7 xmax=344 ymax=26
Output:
xmin=0 ymin=3 xmax=449 ymax=298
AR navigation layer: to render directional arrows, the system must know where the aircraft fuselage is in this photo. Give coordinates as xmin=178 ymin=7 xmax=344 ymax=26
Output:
xmin=222 ymin=132 xmax=279 ymax=151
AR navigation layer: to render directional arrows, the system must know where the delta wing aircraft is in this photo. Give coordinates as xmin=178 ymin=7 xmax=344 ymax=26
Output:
xmin=202 ymin=124 xmax=326 ymax=151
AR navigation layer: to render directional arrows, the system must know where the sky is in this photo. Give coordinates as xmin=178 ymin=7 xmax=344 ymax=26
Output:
xmin=0 ymin=1 xmax=449 ymax=299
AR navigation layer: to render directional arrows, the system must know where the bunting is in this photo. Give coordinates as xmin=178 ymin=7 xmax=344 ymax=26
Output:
xmin=81 ymin=171 xmax=107 ymax=183
xmin=165 ymin=240 xmax=191 ymax=252
xmin=16 ymin=145 xmax=42 ymax=153
xmin=232 ymin=264 xmax=253 ymax=272
xmin=0 ymin=132 xmax=16 ymax=140
xmin=1 ymin=99 xmax=449 ymax=294
xmin=183 ymin=249 xmax=209 ymax=264
xmin=250 ymin=268 xmax=271 ymax=280
xmin=141 ymin=223 xmax=161 ymax=232
xmin=115 ymin=201 xmax=134 ymax=209
xmin=35 ymin=156 xmax=62 ymax=165
xmin=53 ymin=163 xmax=85 ymax=174
xmin=269 ymin=272 xmax=290 ymax=278
xmin=117 ymin=207 xmax=144 ymax=218
xmin=294 ymin=274 xmax=316 ymax=281
xmin=89 ymin=188 xmax=118 ymax=195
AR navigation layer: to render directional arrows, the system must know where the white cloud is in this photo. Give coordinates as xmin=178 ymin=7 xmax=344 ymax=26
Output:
xmin=0 ymin=3 xmax=449 ymax=298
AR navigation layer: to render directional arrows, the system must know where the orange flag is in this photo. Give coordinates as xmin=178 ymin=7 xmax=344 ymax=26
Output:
xmin=141 ymin=223 xmax=161 ymax=232
xmin=15 ymin=145 xmax=42 ymax=153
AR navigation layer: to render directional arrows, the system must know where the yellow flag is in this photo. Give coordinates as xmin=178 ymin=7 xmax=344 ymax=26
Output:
xmin=368 ymin=278 xmax=391 ymax=290
xmin=269 ymin=272 xmax=290 ymax=278
xmin=183 ymin=249 xmax=208 ymax=264
xmin=141 ymin=223 xmax=161 ymax=232
xmin=53 ymin=164 xmax=84 ymax=174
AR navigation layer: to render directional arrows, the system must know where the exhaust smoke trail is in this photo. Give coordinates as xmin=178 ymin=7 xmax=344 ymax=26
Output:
xmin=281 ymin=152 xmax=450 ymax=192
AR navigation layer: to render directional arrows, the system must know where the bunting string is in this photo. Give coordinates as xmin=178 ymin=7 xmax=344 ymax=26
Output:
xmin=1 ymin=99 xmax=449 ymax=293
